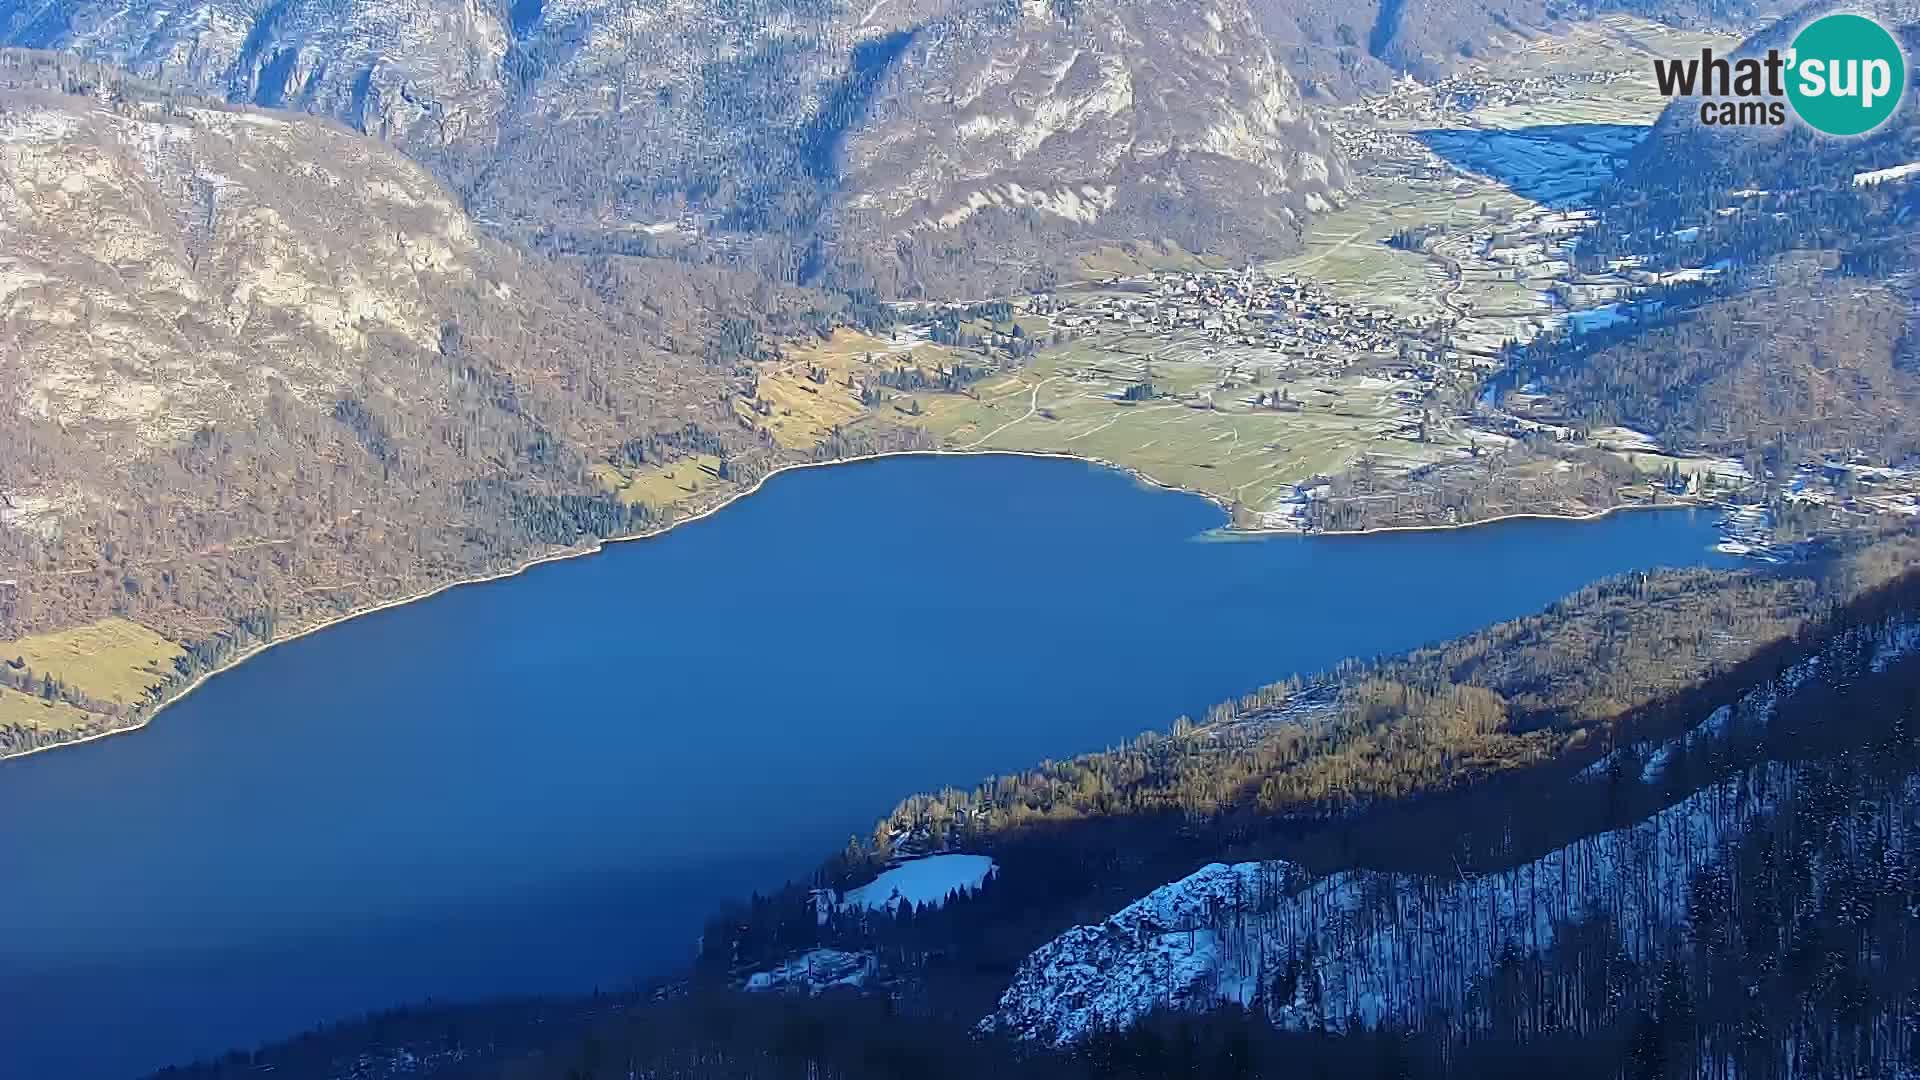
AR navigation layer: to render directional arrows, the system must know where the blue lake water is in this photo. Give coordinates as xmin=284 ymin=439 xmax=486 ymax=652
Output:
xmin=0 ymin=454 xmax=1737 ymax=1078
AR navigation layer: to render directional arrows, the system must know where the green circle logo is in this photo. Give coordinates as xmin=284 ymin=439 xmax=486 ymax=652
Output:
xmin=1787 ymin=13 xmax=1906 ymax=136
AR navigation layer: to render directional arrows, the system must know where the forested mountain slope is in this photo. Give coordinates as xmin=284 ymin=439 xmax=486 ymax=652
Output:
xmin=677 ymin=532 xmax=1919 ymax=1019
xmin=989 ymin=625 xmax=1920 ymax=1049
xmin=1519 ymin=259 xmax=1919 ymax=460
xmin=0 ymin=53 xmax=855 ymax=754
xmin=1502 ymin=1 xmax=1920 ymax=465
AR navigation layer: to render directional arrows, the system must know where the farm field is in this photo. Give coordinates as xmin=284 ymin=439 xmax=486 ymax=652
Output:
xmin=916 ymin=336 xmax=1464 ymax=512
xmin=1262 ymin=180 xmax=1538 ymax=314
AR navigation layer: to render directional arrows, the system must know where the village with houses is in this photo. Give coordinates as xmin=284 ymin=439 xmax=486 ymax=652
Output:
xmin=837 ymin=216 xmax=1920 ymax=560
xmin=723 ymin=13 xmax=1920 ymax=560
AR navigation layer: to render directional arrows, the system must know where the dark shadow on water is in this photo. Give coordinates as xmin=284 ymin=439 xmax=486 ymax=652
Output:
xmin=1414 ymin=123 xmax=1649 ymax=207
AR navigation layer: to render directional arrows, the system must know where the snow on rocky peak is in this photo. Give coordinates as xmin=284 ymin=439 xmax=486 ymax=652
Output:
xmin=987 ymin=617 xmax=1920 ymax=1047
xmin=980 ymin=861 xmax=1304 ymax=1044
xmin=985 ymin=765 xmax=1793 ymax=1046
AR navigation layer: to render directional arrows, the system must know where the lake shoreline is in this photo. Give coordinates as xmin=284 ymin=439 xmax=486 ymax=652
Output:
xmin=0 ymin=448 xmax=1707 ymax=764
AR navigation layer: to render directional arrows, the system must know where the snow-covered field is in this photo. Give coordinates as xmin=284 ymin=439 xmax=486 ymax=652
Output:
xmin=1854 ymin=161 xmax=1920 ymax=187
xmin=747 ymin=855 xmax=999 ymax=992
xmin=840 ymin=853 xmax=997 ymax=913
xmin=1566 ymin=303 xmax=1630 ymax=333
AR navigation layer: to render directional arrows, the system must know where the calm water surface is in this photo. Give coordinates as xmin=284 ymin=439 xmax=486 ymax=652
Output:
xmin=0 ymin=455 xmax=1736 ymax=1077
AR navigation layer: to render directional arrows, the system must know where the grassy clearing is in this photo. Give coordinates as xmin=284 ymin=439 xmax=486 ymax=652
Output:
xmin=2 ymin=617 xmax=184 ymax=707
xmin=749 ymin=373 xmax=868 ymax=451
xmin=741 ymin=329 xmax=970 ymax=450
xmin=0 ymin=684 xmax=98 ymax=733
xmin=918 ymin=337 xmax=1460 ymax=511
xmin=595 ymin=455 xmax=728 ymax=509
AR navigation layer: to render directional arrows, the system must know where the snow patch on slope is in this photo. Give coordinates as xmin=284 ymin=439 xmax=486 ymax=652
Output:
xmin=933 ymin=183 xmax=1118 ymax=228
xmin=985 ymin=766 xmax=1790 ymax=1045
xmin=841 ymin=853 xmax=997 ymax=913
xmin=1854 ymin=161 xmax=1920 ymax=187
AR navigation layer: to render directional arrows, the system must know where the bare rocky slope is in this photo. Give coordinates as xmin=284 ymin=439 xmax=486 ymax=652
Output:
xmin=0 ymin=0 xmax=1789 ymax=293
xmin=0 ymin=0 xmax=1350 ymax=294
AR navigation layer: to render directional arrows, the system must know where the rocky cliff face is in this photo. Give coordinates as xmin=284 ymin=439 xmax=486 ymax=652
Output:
xmin=842 ymin=0 xmax=1344 ymax=289
xmin=1 ymin=0 xmax=1347 ymax=288
xmin=0 ymin=61 xmax=488 ymax=453
xmin=0 ymin=0 xmax=514 ymax=147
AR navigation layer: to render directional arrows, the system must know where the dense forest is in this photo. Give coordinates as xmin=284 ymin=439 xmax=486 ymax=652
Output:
xmin=1512 ymin=262 xmax=1917 ymax=460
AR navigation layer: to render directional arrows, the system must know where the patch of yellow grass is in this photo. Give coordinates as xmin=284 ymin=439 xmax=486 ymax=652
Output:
xmin=749 ymin=371 xmax=870 ymax=450
xmin=0 ymin=684 xmax=99 ymax=734
xmin=793 ymin=328 xmax=906 ymax=362
xmin=2 ymin=617 xmax=184 ymax=707
xmin=595 ymin=455 xmax=726 ymax=508
xmin=744 ymin=329 xmax=972 ymax=450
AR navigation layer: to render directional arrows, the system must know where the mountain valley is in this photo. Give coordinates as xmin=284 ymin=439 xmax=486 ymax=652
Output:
xmin=6 ymin=0 xmax=1920 ymax=1076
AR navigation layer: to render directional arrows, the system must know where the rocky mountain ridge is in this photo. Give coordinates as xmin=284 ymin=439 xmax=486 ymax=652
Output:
xmin=0 ymin=0 xmax=1348 ymax=292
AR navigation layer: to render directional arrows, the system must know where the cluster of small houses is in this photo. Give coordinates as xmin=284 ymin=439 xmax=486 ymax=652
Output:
xmin=1708 ymin=460 xmax=1920 ymax=560
xmin=1042 ymin=270 xmax=1438 ymax=369
xmin=1783 ymin=460 xmax=1920 ymax=520
xmin=1346 ymin=70 xmax=1635 ymax=128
